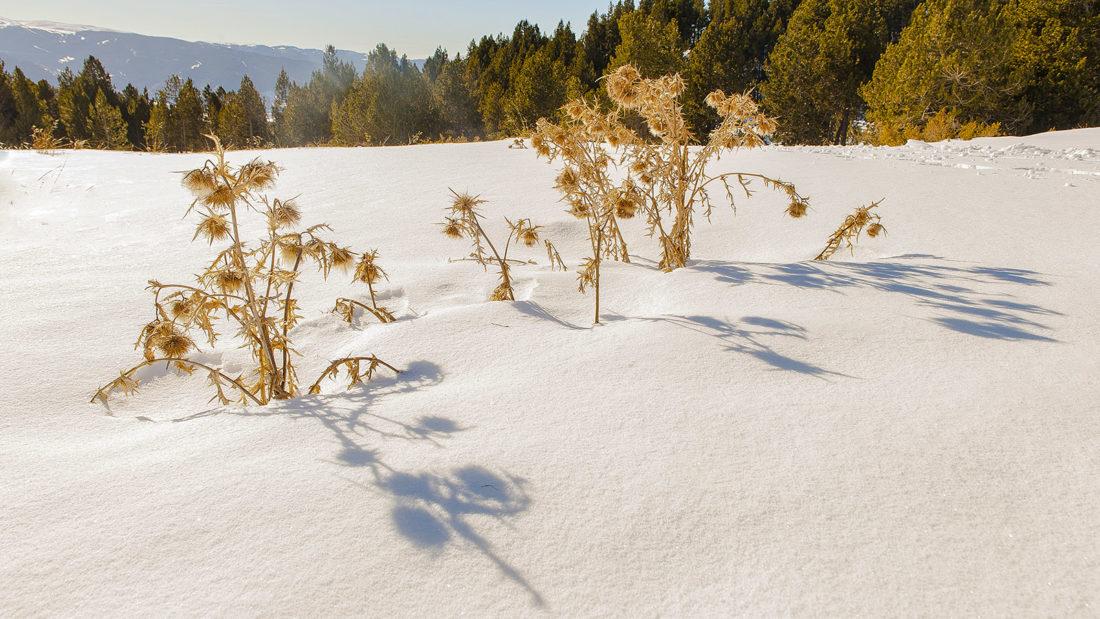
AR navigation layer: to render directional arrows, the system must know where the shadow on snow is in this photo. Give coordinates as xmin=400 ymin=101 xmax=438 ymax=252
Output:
xmin=172 ymin=359 xmax=546 ymax=607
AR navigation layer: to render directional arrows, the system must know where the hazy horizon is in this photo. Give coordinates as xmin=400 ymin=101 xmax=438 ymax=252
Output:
xmin=0 ymin=0 xmax=606 ymax=57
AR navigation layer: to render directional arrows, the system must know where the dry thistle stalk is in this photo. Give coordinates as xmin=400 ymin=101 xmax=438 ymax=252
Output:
xmin=815 ymin=201 xmax=887 ymax=261
xmin=534 ymin=64 xmax=885 ymax=323
xmin=441 ymin=189 xmax=547 ymax=301
xmin=308 ymin=355 xmax=400 ymax=395
xmin=93 ymin=135 xmax=398 ymax=408
xmin=334 ymin=249 xmax=396 ymax=324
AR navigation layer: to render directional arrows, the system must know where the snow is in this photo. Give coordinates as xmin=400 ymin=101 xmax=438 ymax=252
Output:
xmin=0 ymin=17 xmax=110 ymax=35
xmin=1 ymin=131 xmax=1098 ymax=615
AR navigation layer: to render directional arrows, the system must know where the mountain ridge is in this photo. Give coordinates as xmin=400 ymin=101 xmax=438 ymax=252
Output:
xmin=0 ymin=17 xmax=404 ymax=100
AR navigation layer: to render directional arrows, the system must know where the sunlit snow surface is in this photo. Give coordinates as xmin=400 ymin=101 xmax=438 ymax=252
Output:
xmin=1 ymin=132 xmax=1097 ymax=614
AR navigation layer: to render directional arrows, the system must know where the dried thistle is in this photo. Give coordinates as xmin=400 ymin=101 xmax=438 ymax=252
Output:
xmin=440 ymin=190 xmax=553 ymax=303
xmin=816 ymin=201 xmax=887 ymax=261
xmin=534 ymin=64 xmax=884 ymax=323
xmin=94 ymin=135 xmax=398 ymax=409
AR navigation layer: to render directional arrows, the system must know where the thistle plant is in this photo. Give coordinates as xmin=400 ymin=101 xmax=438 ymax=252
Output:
xmin=441 ymin=190 xmax=550 ymax=302
xmin=815 ymin=201 xmax=886 ymax=261
xmin=92 ymin=135 xmax=398 ymax=408
xmin=334 ymin=249 xmax=396 ymax=325
xmin=533 ymin=64 xmax=884 ymax=323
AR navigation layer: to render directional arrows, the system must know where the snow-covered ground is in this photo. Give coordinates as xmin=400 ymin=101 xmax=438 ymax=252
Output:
xmin=1 ymin=132 xmax=1097 ymax=615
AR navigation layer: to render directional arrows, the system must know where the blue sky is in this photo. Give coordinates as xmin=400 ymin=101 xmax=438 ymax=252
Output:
xmin=0 ymin=0 xmax=608 ymax=57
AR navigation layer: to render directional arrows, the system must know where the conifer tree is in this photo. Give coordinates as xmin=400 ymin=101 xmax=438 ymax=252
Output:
xmin=609 ymin=10 xmax=685 ymax=77
xmin=505 ymin=47 xmax=567 ymax=133
xmin=272 ymin=68 xmax=291 ymax=145
xmin=0 ymin=63 xmax=18 ymax=146
xmin=88 ymin=89 xmax=129 ymax=149
xmin=236 ymin=75 xmax=269 ymax=142
xmin=434 ymin=55 xmax=483 ymax=138
xmin=761 ymin=0 xmax=889 ymax=144
xmin=683 ymin=16 xmax=757 ymax=135
xmin=861 ymin=0 xmax=1023 ymax=142
xmin=120 ymin=84 xmax=151 ymax=149
xmin=9 ymin=67 xmax=50 ymax=143
xmin=1009 ymin=0 xmax=1100 ymax=132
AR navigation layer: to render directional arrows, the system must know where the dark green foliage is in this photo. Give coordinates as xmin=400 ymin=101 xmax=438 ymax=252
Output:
xmin=609 ymin=10 xmax=685 ymax=77
xmin=761 ymin=0 xmax=893 ymax=144
xmin=331 ymin=44 xmax=438 ymax=145
xmin=0 ymin=0 xmax=1094 ymax=149
xmin=1010 ymin=0 xmax=1100 ymax=132
xmin=861 ymin=0 xmax=1024 ymax=139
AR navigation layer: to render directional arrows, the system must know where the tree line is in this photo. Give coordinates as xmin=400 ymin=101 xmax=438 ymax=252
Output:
xmin=2 ymin=0 xmax=1096 ymax=150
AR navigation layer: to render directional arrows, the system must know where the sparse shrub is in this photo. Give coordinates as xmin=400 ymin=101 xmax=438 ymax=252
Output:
xmin=533 ymin=64 xmax=821 ymax=323
xmin=868 ymin=108 xmax=1000 ymax=145
xmin=441 ymin=190 xmax=555 ymax=302
xmin=28 ymin=122 xmax=67 ymax=152
xmin=92 ymin=135 xmax=398 ymax=407
xmin=815 ymin=201 xmax=886 ymax=260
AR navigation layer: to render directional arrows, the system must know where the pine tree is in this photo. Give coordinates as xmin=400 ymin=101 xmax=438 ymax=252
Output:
xmin=683 ymin=16 xmax=757 ymax=135
xmin=272 ymin=68 xmax=291 ymax=145
xmin=761 ymin=0 xmax=890 ymax=144
xmin=0 ymin=63 xmax=18 ymax=146
xmin=639 ymin=0 xmax=709 ymax=45
xmin=236 ymin=76 xmax=269 ymax=143
xmin=434 ymin=55 xmax=483 ymax=138
xmin=331 ymin=44 xmax=437 ymax=145
xmin=87 ymin=88 xmax=129 ymax=149
xmin=9 ymin=67 xmax=50 ymax=142
xmin=861 ymin=0 xmax=1023 ymax=142
xmin=1009 ymin=0 xmax=1100 ymax=132
xmin=505 ymin=47 xmax=567 ymax=133
xmin=609 ymin=9 xmax=686 ymax=77
xmin=282 ymin=45 xmax=355 ymax=145
xmin=57 ymin=57 xmax=120 ymax=142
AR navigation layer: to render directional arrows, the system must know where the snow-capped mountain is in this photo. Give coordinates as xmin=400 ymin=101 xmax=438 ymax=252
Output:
xmin=0 ymin=17 xmax=374 ymax=99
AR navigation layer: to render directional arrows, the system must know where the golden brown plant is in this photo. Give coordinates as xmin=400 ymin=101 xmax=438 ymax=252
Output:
xmin=92 ymin=135 xmax=398 ymax=408
xmin=28 ymin=122 xmax=67 ymax=152
xmin=308 ymin=356 xmax=401 ymax=395
xmin=333 ymin=249 xmax=396 ymax=325
xmin=441 ymin=189 xmax=550 ymax=302
xmin=815 ymin=201 xmax=887 ymax=261
xmin=535 ymin=64 xmax=884 ymax=323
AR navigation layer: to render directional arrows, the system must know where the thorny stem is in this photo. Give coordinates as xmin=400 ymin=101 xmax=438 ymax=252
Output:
xmin=92 ymin=357 xmax=264 ymax=407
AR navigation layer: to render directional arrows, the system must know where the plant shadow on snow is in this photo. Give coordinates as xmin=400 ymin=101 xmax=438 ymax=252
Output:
xmin=172 ymin=358 xmax=546 ymax=607
xmin=691 ymin=256 xmax=1061 ymax=342
xmin=638 ymin=313 xmax=852 ymax=380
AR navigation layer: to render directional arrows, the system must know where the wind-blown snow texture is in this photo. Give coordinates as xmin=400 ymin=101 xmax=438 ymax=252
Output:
xmin=1 ymin=132 xmax=1097 ymax=615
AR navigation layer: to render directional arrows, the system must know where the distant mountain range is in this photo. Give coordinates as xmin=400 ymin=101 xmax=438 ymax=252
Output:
xmin=0 ymin=17 xmax=400 ymax=100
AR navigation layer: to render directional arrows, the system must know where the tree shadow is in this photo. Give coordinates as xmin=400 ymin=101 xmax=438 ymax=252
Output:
xmin=687 ymin=255 xmax=1062 ymax=343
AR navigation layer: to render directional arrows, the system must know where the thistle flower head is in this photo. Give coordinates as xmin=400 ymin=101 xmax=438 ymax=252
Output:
xmin=182 ymin=168 xmax=218 ymax=197
xmin=157 ymin=332 xmax=194 ymax=358
xmin=238 ymin=160 xmax=278 ymax=191
xmin=271 ymin=199 xmax=301 ymax=229
xmin=786 ymin=200 xmax=809 ymax=218
xmin=194 ymin=214 xmax=230 ymax=244
xmin=442 ymin=218 xmax=464 ymax=239
xmin=330 ymin=245 xmax=354 ymax=271
xmin=214 ymin=269 xmax=244 ymax=293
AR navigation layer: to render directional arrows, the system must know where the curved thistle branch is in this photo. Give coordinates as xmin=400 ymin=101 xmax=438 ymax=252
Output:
xmin=92 ymin=357 xmax=264 ymax=407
